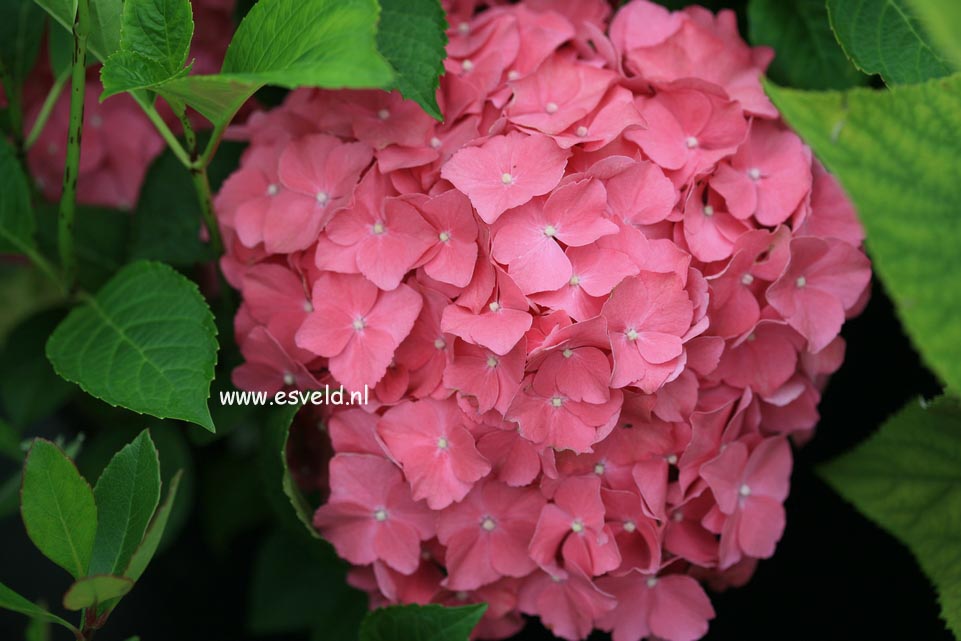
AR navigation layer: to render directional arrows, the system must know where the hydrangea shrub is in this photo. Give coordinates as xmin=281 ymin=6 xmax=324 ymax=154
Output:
xmin=218 ymin=1 xmax=872 ymax=638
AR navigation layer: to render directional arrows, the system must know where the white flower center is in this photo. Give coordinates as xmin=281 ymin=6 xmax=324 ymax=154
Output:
xmin=623 ymin=520 xmax=636 ymax=533
xmin=372 ymin=221 xmax=385 ymax=235
xmin=315 ymin=191 xmax=329 ymax=204
xmin=543 ymin=224 xmax=558 ymax=237
xmin=747 ymin=167 xmax=762 ymax=181
xmin=266 ymin=183 xmax=279 ymax=197
xmin=685 ymin=136 xmax=699 ymax=149
xmin=283 ymin=372 xmax=295 ymax=386
xmin=569 ymin=274 xmax=581 ymax=286
xmin=373 ymin=508 xmax=389 ymax=521
xmin=739 ymin=483 xmax=752 ymax=497
xmin=576 ymin=126 xmax=589 ymax=137
xmin=377 ymin=109 xmax=390 ymax=120
xmin=562 ymin=348 xmax=574 ymax=358
xmin=303 ymin=300 xmax=314 ymax=312
xmin=594 ymin=462 xmax=605 ymax=475
xmin=571 ymin=519 xmax=584 ymax=533
xmin=429 ymin=136 xmax=442 ymax=149
xmin=439 ymin=231 xmax=451 ymax=242
xmin=437 ymin=437 xmax=449 ymax=449
xmin=703 ymin=205 xmax=714 ymax=217
xmin=457 ymin=21 xmax=470 ymax=34
xmin=507 ymin=70 xmax=520 ymax=81
xmin=488 ymin=301 xmax=501 ymax=312
xmin=481 ymin=517 xmax=496 ymax=531
xmin=461 ymin=59 xmax=474 ymax=72
xmin=741 ymin=273 xmax=755 ymax=285
xmin=647 ymin=576 xmax=658 ymax=588
xmin=545 ymin=101 xmax=559 ymax=114
xmin=796 ymin=276 xmax=807 ymax=288
xmin=501 ymin=172 xmax=514 ymax=185
xmin=550 ymin=396 xmax=564 ymax=408
xmin=352 ymin=317 xmax=366 ymax=331
xmin=434 ymin=338 xmax=447 ymax=350
xmin=666 ymin=454 xmax=678 ymax=465
xmin=486 ymin=355 xmax=499 ymax=368
xmin=625 ymin=328 xmax=639 ymax=341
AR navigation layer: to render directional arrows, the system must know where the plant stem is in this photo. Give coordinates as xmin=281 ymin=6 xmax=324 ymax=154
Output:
xmin=190 ymin=166 xmax=224 ymax=255
xmin=25 ymin=72 xmax=70 ymax=150
xmin=58 ymin=0 xmax=90 ymax=289
xmin=197 ymin=120 xmax=228 ymax=168
xmin=140 ymin=101 xmax=192 ymax=167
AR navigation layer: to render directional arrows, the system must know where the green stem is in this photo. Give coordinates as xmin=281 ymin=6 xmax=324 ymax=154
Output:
xmin=58 ymin=0 xmax=90 ymax=288
xmin=190 ymin=166 xmax=223 ymax=255
xmin=140 ymin=101 xmax=191 ymax=167
xmin=25 ymin=72 xmax=70 ymax=150
xmin=197 ymin=120 xmax=228 ymax=169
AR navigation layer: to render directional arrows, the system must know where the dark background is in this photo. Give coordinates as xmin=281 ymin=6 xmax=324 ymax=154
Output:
xmin=0 ymin=281 xmax=951 ymax=641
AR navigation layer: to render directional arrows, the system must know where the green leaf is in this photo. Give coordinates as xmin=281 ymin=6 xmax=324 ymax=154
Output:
xmin=765 ymin=75 xmax=961 ymax=395
xmin=20 ymin=438 xmax=98 ymax=578
xmin=0 ymin=308 xmax=75 ymax=428
xmin=359 ymin=604 xmax=487 ymax=641
xmin=89 ymin=431 xmax=162 ymax=575
xmin=827 ymin=0 xmax=954 ymax=84
xmin=0 ymin=582 xmax=77 ymax=633
xmin=46 ymin=260 xmax=219 ymax=431
xmin=820 ymin=396 xmax=961 ymax=637
xmin=35 ymin=0 xmax=123 ymax=62
xmin=100 ymin=0 xmax=195 ymax=98
xmin=131 ymin=138 xmax=244 ymax=266
xmin=748 ymin=0 xmax=866 ymax=89
xmin=0 ymin=136 xmax=36 ymax=255
xmin=262 ymin=403 xmax=318 ymax=537
xmin=61 ymin=574 xmax=134 ymax=611
xmin=0 ymin=0 xmax=45 ymax=85
xmin=249 ymin=529 xmax=366 ymax=636
xmin=376 ymin=0 xmax=448 ymax=120
xmin=905 ymin=0 xmax=961 ymax=68
xmin=123 ymin=469 xmax=182 ymax=581
xmin=155 ymin=0 xmax=394 ymax=124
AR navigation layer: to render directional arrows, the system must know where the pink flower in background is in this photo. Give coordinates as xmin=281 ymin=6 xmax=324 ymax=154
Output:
xmin=218 ymin=0 xmax=872 ymax=638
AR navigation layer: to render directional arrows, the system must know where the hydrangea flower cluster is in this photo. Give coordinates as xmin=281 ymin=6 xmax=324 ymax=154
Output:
xmin=217 ymin=1 xmax=871 ymax=639
xmin=24 ymin=0 xmax=237 ymax=209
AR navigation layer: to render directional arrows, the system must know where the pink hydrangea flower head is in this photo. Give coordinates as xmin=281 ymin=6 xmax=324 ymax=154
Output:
xmin=219 ymin=0 xmax=872 ymax=637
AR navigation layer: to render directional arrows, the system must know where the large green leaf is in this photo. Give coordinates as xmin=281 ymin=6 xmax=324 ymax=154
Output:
xmin=123 ymin=469 xmax=182 ymax=581
xmin=821 ymin=396 xmax=961 ymax=637
xmin=0 ymin=137 xmax=36 ymax=254
xmin=359 ymin=604 xmax=487 ymax=641
xmin=100 ymin=0 xmax=195 ymax=98
xmin=0 ymin=582 xmax=77 ymax=633
xmin=0 ymin=0 xmax=45 ymax=84
xmin=89 ymin=430 xmax=162 ymax=575
xmin=62 ymin=574 xmax=134 ymax=610
xmin=46 ymin=260 xmax=219 ymax=431
xmin=0 ymin=309 xmax=75 ymax=428
xmin=748 ymin=0 xmax=866 ymax=89
xmin=155 ymin=0 xmax=395 ymax=123
xmin=766 ymin=75 xmax=961 ymax=395
xmin=827 ymin=0 xmax=953 ymax=84
xmin=905 ymin=0 xmax=961 ymax=68
xmin=20 ymin=438 xmax=98 ymax=578
xmin=35 ymin=0 xmax=123 ymax=62
xmin=376 ymin=0 xmax=448 ymax=120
